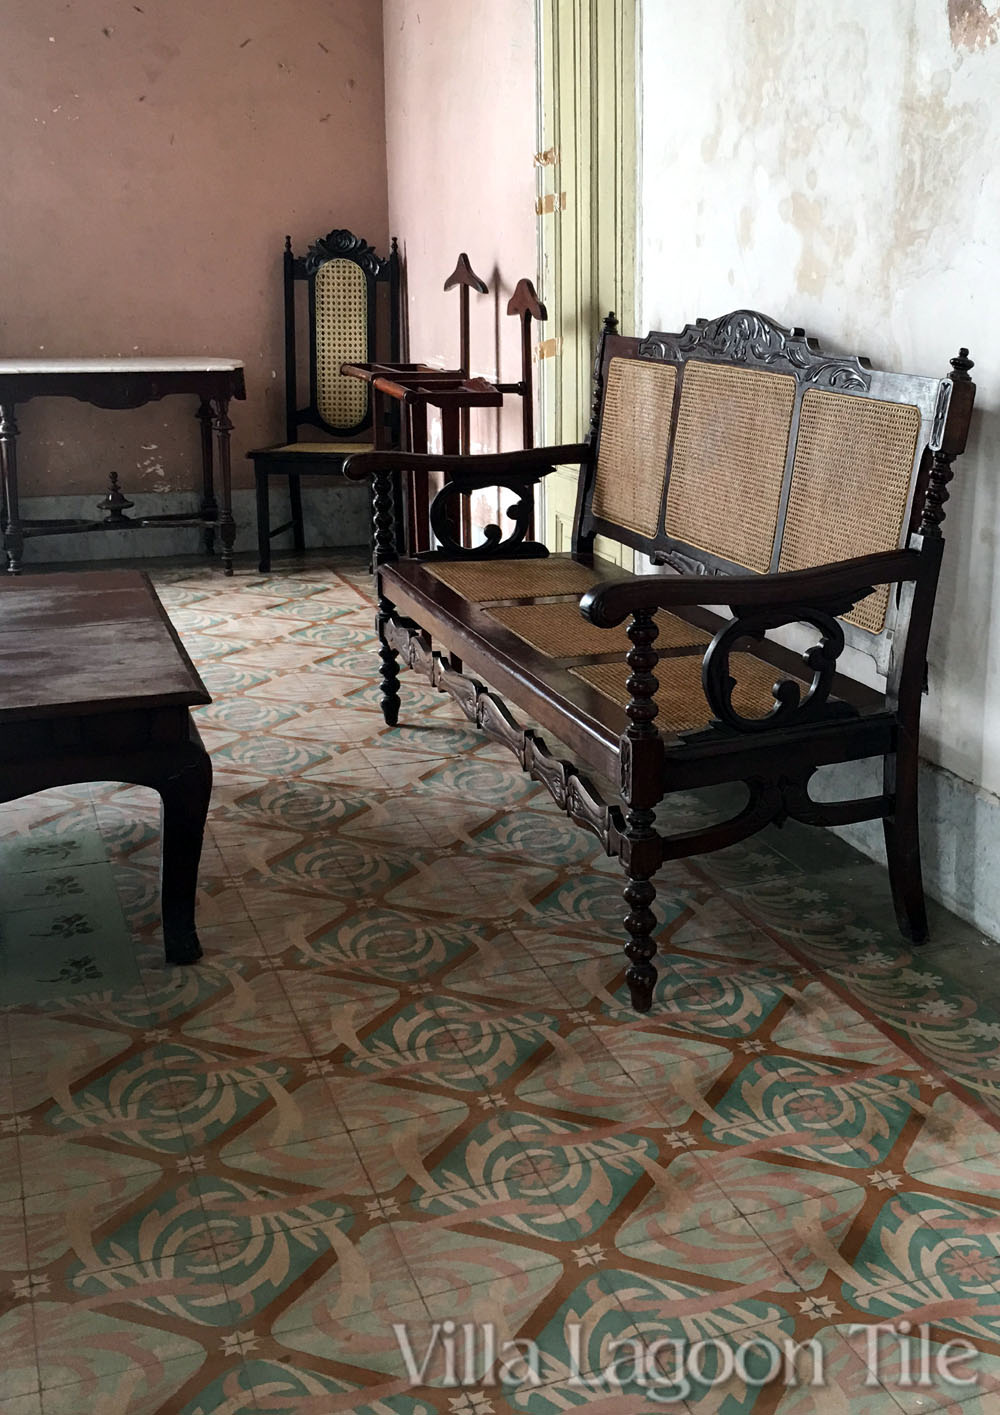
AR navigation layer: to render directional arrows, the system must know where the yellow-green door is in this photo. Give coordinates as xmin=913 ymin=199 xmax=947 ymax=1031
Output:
xmin=536 ymin=0 xmax=637 ymax=564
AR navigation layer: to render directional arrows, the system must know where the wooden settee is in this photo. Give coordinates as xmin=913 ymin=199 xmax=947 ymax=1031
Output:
xmin=344 ymin=310 xmax=976 ymax=1012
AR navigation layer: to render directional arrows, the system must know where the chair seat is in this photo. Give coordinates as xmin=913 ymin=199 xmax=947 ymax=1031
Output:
xmin=250 ymin=440 xmax=376 ymax=459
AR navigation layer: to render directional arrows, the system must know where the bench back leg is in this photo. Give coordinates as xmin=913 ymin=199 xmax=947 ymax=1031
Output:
xmin=883 ymin=736 xmax=929 ymax=943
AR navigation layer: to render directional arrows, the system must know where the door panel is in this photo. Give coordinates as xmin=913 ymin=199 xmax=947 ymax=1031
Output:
xmin=536 ymin=0 xmax=637 ymax=564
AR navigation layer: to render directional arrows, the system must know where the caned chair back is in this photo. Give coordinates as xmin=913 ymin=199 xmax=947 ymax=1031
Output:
xmin=284 ymin=229 xmax=399 ymax=442
xmin=582 ymin=311 xmax=958 ymax=669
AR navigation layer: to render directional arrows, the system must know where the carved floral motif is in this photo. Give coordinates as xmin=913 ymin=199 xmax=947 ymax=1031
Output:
xmin=305 ymin=229 xmax=386 ymax=278
xmin=639 ymin=310 xmax=871 ymax=391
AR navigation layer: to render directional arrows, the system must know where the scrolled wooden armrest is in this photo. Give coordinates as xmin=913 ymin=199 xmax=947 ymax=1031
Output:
xmin=342 ymin=444 xmax=592 ymax=481
xmin=579 ymin=549 xmax=924 ymax=628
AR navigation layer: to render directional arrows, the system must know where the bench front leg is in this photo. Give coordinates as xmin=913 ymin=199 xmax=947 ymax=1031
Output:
xmin=376 ymin=599 xmax=402 ymax=727
xmin=619 ymin=608 xmax=665 ymax=1012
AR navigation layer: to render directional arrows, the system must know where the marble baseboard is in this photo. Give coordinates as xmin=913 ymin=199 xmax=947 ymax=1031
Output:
xmin=815 ymin=756 xmax=1000 ymax=942
xmin=9 ymin=486 xmax=371 ymax=564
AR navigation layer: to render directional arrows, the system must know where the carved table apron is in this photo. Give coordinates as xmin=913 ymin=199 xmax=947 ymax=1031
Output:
xmin=0 ymin=570 xmax=213 ymax=967
xmin=0 ymin=358 xmax=246 ymax=575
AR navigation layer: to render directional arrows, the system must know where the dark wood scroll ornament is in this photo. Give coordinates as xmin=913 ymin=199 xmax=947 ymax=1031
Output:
xmin=639 ymin=309 xmax=872 ymax=392
xmin=425 ymin=472 xmax=548 ymax=560
xmin=700 ymin=599 xmax=868 ymax=735
xmin=304 ymin=228 xmax=387 ymax=279
xmin=382 ymin=612 xmax=624 ymax=854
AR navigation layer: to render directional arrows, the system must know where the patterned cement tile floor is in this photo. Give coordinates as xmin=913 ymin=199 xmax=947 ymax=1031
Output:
xmin=2 ymin=552 xmax=1000 ymax=1414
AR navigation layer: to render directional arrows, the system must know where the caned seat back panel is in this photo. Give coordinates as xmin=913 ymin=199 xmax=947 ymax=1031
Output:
xmin=314 ymin=259 xmax=370 ymax=429
xmin=777 ymin=389 xmax=922 ymax=633
xmin=592 ymin=358 xmax=677 ymax=538
xmin=664 ymin=361 xmax=797 ymax=573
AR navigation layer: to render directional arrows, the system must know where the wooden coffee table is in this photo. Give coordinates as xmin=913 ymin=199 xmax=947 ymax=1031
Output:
xmin=0 ymin=571 xmax=213 ymax=965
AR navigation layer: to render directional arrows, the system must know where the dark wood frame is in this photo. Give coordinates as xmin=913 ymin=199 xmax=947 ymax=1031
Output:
xmin=248 ymin=229 xmax=400 ymax=572
xmin=343 ymin=310 xmax=975 ymax=1013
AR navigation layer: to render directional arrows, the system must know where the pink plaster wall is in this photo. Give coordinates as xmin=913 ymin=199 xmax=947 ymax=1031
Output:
xmin=0 ymin=0 xmax=388 ymax=496
xmin=381 ymin=0 xmax=538 ymax=464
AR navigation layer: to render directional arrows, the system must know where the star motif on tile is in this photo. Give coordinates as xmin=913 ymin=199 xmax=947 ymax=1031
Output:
xmin=917 ymin=999 xmax=960 ymax=1018
xmin=494 ymin=919 xmax=521 ymax=932
xmin=573 ymin=1243 xmax=605 ymax=1267
xmin=968 ymin=1020 xmax=1000 ymax=1041
xmin=900 ymin=969 xmax=943 ymax=988
xmin=567 ymin=1009 xmax=596 ymax=1025
xmin=854 ymin=946 xmax=895 ymax=966
xmin=797 ymin=1295 xmax=839 ymax=1320
xmin=305 ymin=1059 xmax=334 ymax=1076
xmin=868 ymin=1169 xmax=902 ymax=1190
xmin=143 ymin=1027 xmax=172 ymax=1042
xmin=845 ymin=928 xmax=888 ymax=948
xmin=365 ymin=1197 xmax=400 ymax=1221
xmin=176 ymin=1154 xmax=207 ymax=1173
xmin=919 ymin=1073 xmax=945 ymax=1089
xmin=409 ymin=982 xmax=434 ymax=995
xmin=739 ymin=1039 xmax=767 ymax=1054
xmin=221 ymin=1329 xmax=258 ymax=1357
xmin=940 ymin=1249 xmax=1000 ymax=1284
xmin=11 ymin=1274 xmax=50 ymax=1300
xmin=662 ymin=1129 xmax=696 ymax=1149
xmin=1 ymin=1115 xmax=32 ymax=1134
xmin=448 ymin=1395 xmax=494 ymax=1414
xmin=479 ymin=1093 xmax=507 ymax=1109
xmin=360 ymin=894 xmax=379 ymax=908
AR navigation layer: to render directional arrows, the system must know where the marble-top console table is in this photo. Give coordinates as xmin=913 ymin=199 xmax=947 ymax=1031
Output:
xmin=0 ymin=357 xmax=246 ymax=575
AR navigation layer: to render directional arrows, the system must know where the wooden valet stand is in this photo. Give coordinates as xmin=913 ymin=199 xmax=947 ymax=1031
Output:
xmin=341 ymin=254 xmax=546 ymax=553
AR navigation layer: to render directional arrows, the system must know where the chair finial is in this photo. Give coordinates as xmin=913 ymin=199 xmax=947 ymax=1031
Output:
xmin=284 ymin=235 xmax=292 ymax=253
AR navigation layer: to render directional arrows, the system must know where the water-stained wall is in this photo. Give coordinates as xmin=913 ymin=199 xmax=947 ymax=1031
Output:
xmin=640 ymin=1 xmax=1000 ymax=871
xmin=0 ymin=0 xmax=388 ymax=503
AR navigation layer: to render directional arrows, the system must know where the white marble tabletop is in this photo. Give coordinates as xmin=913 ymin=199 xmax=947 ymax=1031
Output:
xmin=0 ymin=358 xmax=243 ymax=374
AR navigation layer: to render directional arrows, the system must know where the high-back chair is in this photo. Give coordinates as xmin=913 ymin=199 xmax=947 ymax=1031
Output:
xmin=249 ymin=228 xmax=399 ymax=572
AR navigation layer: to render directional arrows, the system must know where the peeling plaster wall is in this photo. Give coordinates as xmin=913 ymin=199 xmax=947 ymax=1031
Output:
xmin=0 ymin=0 xmax=388 ymax=510
xmin=381 ymin=0 xmax=538 ymax=469
xmin=640 ymin=2 xmax=1000 ymax=853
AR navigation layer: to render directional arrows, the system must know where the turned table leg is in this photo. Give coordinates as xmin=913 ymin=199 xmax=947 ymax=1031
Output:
xmin=1 ymin=404 xmax=24 ymax=575
xmin=197 ymin=399 xmax=217 ymax=557
xmin=212 ymin=396 xmax=236 ymax=575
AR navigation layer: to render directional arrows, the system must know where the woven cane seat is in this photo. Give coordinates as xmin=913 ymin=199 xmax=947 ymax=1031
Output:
xmin=484 ymin=600 xmax=710 ymax=658
xmin=593 ymin=358 xmax=677 ymax=537
xmin=423 ymin=558 xmax=601 ymax=603
xmin=665 ymin=360 xmax=795 ymax=572
xmin=315 ymin=259 xmax=369 ymax=428
xmin=778 ymin=390 xmax=921 ymax=634
xmin=571 ymin=651 xmax=807 ymax=736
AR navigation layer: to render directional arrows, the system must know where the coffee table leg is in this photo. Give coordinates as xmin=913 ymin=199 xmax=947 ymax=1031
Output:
xmin=1 ymin=404 xmax=24 ymax=575
xmin=212 ymin=397 xmax=236 ymax=576
xmin=156 ymin=722 xmax=213 ymax=965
